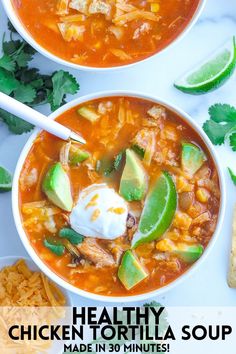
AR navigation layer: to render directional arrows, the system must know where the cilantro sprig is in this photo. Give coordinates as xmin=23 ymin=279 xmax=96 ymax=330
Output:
xmin=0 ymin=22 xmax=80 ymax=134
xmin=203 ymin=103 xmax=236 ymax=186
xmin=203 ymin=104 xmax=236 ymax=149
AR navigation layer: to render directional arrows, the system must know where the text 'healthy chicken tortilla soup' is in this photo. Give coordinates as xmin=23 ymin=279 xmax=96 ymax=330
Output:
xmin=19 ymin=97 xmax=220 ymax=296
xmin=12 ymin=0 xmax=200 ymax=67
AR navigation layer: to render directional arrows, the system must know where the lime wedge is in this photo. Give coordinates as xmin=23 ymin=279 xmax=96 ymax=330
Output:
xmin=0 ymin=166 xmax=12 ymax=192
xmin=174 ymin=36 xmax=236 ymax=94
xmin=132 ymin=171 xmax=177 ymax=249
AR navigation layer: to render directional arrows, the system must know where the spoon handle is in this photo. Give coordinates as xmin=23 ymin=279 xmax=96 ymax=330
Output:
xmin=0 ymin=92 xmax=85 ymax=144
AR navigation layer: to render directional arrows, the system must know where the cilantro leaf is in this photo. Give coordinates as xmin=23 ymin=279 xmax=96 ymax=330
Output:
xmin=229 ymin=133 xmax=236 ymax=151
xmin=209 ymin=104 xmax=236 ymax=123
xmin=15 ymin=50 xmax=33 ymax=68
xmin=22 ymin=42 xmax=36 ymax=56
xmin=203 ymin=119 xmax=235 ymax=145
xmin=0 ymin=29 xmax=80 ymax=135
xmin=3 ymin=39 xmax=22 ymax=56
xmin=0 ymin=67 xmax=20 ymax=95
xmin=203 ymin=103 xmax=236 ymax=147
xmin=50 ymin=70 xmax=80 ymax=111
xmin=0 ymin=55 xmax=16 ymax=72
xmin=7 ymin=20 xmax=17 ymax=33
xmin=31 ymin=78 xmax=44 ymax=89
xmin=228 ymin=168 xmax=236 ymax=186
xmin=14 ymin=84 xmax=36 ymax=103
xmin=59 ymin=228 xmax=84 ymax=245
xmin=44 ymin=239 xmax=65 ymax=256
xmin=16 ymin=68 xmax=40 ymax=84
xmin=114 ymin=151 xmax=124 ymax=170
xmin=143 ymin=301 xmax=161 ymax=307
xmin=0 ymin=109 xmax=34 ymax=134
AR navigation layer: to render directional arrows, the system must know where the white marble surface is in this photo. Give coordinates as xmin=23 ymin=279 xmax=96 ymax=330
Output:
xmin=0 ymin=0 xmax=236 ymax=307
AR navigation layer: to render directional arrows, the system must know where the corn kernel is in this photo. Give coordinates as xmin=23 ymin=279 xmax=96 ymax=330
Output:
xmin=173 ymin=211 xmax=192 ymax=231
xmin=156 ymin=239 xmax=175 ymax=252
xmin=176 ymin=176 xmax=193 ymax=193
xmin=94 ymin=41 xmax=102 ymax=49
xmin=151 ymin=3 xmax=160 ymax=12
xmin=196 ymin=188 xmax=209 ymax=203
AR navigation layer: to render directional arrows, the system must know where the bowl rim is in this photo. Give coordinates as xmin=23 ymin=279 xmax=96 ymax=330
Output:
xmin=1 ymin=0 xmax=206 ymax=72
xmin=12 ymin=90 xmax=226 ymax=303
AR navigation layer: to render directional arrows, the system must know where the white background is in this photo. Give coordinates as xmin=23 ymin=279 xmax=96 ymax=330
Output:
xmin=0 ymin=0 xmax=236 ymax=306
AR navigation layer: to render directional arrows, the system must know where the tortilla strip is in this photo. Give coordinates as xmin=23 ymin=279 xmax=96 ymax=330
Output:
xmin=228 ymin=206 xmax=236 ymax=287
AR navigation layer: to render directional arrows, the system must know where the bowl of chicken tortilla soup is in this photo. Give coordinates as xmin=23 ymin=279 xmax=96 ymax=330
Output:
xmin=12 ymin=91 xmax=225 ymax=302
xmin=2 ymin=0 xmax=206 ymax=69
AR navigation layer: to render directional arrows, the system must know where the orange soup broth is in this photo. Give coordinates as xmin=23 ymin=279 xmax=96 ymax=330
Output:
xmin=12 ymin=0 xmax=200 ymax=67
xmin=19 ymin=97 xmax=220 ymax=296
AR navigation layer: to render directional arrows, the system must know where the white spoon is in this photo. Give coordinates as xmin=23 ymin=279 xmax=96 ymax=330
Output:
xmin=0 ymin=92 xmax=86 ymax=144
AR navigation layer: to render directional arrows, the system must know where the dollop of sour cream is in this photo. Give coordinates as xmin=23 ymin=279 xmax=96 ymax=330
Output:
xmin=70 ymin=184 xmax=128 ymax=239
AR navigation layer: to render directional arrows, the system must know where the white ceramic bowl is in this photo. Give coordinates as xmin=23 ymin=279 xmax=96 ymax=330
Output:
xmin=12 ymin=91 xmax=226 ymax=303
xmin=1 ymin=0 xmax=206 ymax=71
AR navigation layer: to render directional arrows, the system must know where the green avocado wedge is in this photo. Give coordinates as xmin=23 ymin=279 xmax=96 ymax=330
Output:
xmin=181 ymin=142 xmax=206 ymax=175
xmin=69 ymin=146 xmax=90 ymax=165
xmin=175 ymin=243 xmax=204 ymax=263
xmin=132 ymin=171 xmax=177 ymax=249
xmin=119 ymin=149 xmax=147 ymax=202
xmin=118 ymin=250 xmax=148 ymax=290
xmin=42 ymin=162 xmax=73 ymax=212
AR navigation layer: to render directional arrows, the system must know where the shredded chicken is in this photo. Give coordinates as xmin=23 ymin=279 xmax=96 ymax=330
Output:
xmin=89 ymin=0 xmax=112 ymax=18
xmin=69 ymin=0 xmax=89 ymax=14
xmin=147 ymin=105 xmax=166 ymax=120
xmin=77 ymin=238 xmax=116 ymax=267
xmin=58 ymin=23 xmax=85 ymax=41
xmin=113 ymin=10 xmax=160 ymax=26
xmin=133 ymin=23 xmax=151 ymax=40
xmin=191 ymin=212 xmax=211 ymax=226
xmin=60 ymin=142 xmax=71 ymax=167
xmin=44 ymin=217 xmax=57 ymax=233
xmin=23 ymin=168 xmax=38 ymax=188
xmin=57 ymin=0 xmax=70 ymax=15
xmin=98 ymin=101 xmax=113 ymax=115
xmin=109 ymin=26 xmax=124 ymax=40
xmin=160 ymin=125 xmax=178 ymax=141
xmin=110 ymin=48 xmax=132 ymax=60
xmin=132 ymin=128 xmax=155 ymax=152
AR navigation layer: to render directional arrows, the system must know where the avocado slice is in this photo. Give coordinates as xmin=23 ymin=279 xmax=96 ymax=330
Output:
xmin=181 ymin=143 xmax=206 ymax=175
xmin=69 ymin=145 xmax=90 ymax=165
xmin=175 ymin=243 xmax=204 ymax=263
xmin=119 ymin=149 xmax=147 ymax=201
xmin=118 ymin=250 xmax=148 ymax=290
xmin=42 ymin=162 xmax=73 ymax=212
xmin=131 ymin=144 xmax=145 ymax=159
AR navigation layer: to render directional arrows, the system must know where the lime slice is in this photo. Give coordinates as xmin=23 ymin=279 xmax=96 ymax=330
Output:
xmin=0 ymin=166 xmax=12 ymax=192
xmin=174 ymin=36 xmax=236 ymax=94
xmin=132 ymin=171 xmax=177 ymax=249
